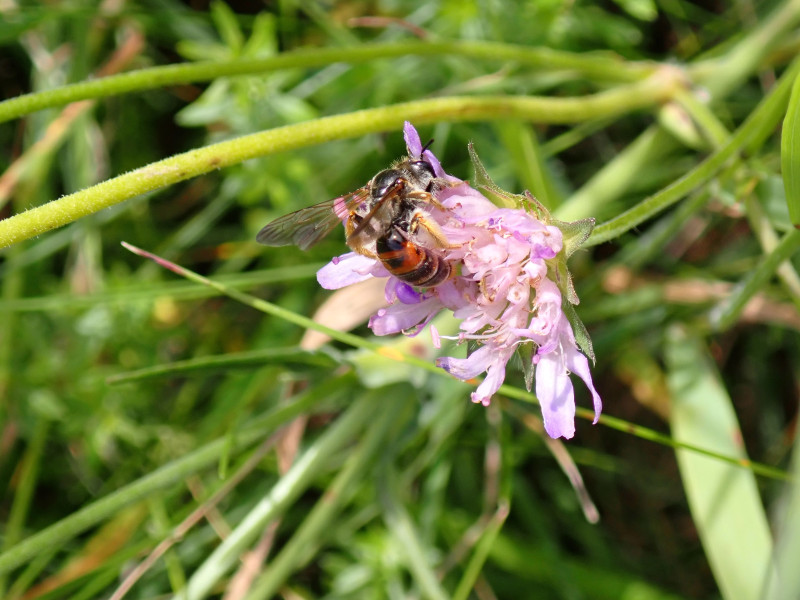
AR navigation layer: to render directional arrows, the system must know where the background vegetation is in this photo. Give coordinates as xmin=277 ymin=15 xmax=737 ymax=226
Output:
xmin=1 ymin=1 xmax=800 ymax=598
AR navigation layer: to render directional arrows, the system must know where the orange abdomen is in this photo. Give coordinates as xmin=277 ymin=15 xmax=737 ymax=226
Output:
xmin=376 ymin=234 xmax=450 ymax=287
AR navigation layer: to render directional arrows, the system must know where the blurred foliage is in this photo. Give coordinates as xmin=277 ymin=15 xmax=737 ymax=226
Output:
xmin=1 ymin=1 xmax=800 ymax=599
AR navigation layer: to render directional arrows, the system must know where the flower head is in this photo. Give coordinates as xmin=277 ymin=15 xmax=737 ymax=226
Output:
xmin=317 ymin=122 xmax=601 ymax=439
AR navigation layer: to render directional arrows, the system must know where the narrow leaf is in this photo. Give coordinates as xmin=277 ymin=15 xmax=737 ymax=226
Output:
xmin=782 ymin=70 xmax=800 ymax=227
xmin=665 ymin=326 xmax=774 ymax=600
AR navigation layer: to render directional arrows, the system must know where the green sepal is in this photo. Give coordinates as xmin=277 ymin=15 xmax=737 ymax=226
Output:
xmin=466 ymin=337 xmax=482 ymax=359
xmin=516 ymin=342 xmax=536 ymax=392
xmin=554 ymin=213 xmax=596 ymax=259
xmin=564 ymin=301 xmax=596 ymax=363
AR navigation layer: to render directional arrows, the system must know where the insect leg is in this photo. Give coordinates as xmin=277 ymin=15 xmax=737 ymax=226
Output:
xmin=407 ymin=210 xmax=459 ymax=249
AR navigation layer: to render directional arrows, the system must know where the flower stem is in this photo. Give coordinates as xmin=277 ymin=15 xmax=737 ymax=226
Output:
xmin=124 ymin=243 xmax=792 ymax=483
xmin=588 ymin=55 xmax=800 ymax=246
xmin=0 ymin=76 xmax=678 ymax=249
xmin=0 ymin=40 xmax=654 ymax=124
xmin=558 ymin=0 xmax=800 ymax=223
xmin=708 ymin=228 xmax=800 ymax=331
xmin=688 ymin=0 xmax=800 ymax=98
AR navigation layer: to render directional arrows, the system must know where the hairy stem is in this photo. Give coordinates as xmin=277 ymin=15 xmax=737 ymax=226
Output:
xmin=0 ymin=40 xmax=654 ymax=124
xmin=0 ymin=74 xmax=679 ymax=249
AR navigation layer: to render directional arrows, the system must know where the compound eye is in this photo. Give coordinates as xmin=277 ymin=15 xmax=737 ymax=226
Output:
xmin=371 ymin=169 xmax=400 ymax=199
xmin=409 ymin=160 xmax=435 ymax=180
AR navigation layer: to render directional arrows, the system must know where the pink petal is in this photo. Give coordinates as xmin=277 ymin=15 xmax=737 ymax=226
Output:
xmin=369 ymin=297 xmax=442 ymax=336
xmin=440 ymin=184 xmax=498 ymax=217
xmin=437 ymin=345 xmax=493 ymax=380
xmin=535 ymin=353 xmax=576 ymax=440
xmin=565 ymin=345 xmax=602 ymax=424
xmin=403 ymin=121 xmax=423 ymax=157
xmin=317 ymin=253 xmax=380 ymax=289
xmin=430 ymin=324 xmax=441 ymax=349
xmin=470 ymin=349 xmax=512 ymax=406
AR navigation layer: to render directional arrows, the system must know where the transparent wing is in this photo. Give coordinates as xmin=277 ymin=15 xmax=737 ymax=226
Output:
xmin=256 ymin=188 xmax=369 ymax=251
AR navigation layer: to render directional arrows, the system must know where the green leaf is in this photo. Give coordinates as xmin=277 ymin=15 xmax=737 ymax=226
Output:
xmin=781 ymin=70 xmax=800 ymax=227
xmin=243 ymin=12 xmax=278 ymax=57
xmin=665 ymin=327 xmax=774 ymax=600
xmin=211 ymin=0 xmax=244 ymax=53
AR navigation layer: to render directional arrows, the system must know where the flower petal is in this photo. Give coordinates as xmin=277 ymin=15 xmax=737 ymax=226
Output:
xmin=565 ymin=344 xmax=603 ymax=424
xmin=403 ymin=121 xmax=423 ymax=157
xmin=317 ymin=253 xmax=379 ymax=289
xmin=403 ymin=121 xmax=451 ymax=179
xmin=535 ymin=353 xmax=576 ymax=440
xmin=440 ymin=184 xmax=498 ymax=217
xmin=369 ymin=297 xmax=442 ymax=336
xmin=437 ymin=345 xmax=493 ymax=380
xmin=471 ymin=348 xmax=512 ymax=406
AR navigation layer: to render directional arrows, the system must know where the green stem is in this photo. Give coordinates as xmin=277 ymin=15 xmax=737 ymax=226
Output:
xmin=452 ymin=502 xmax=510 ymax=600
xmin=0 ymin=265 xmax=321 ymax=313
xmin=499 ymin=374 xmax=791 ymax=481
xmin=0 ymin=40 xmax=654 ymax=124
xmin=743 ymin=193 xmax=800 ymax=310
xmin=587 ymin=55 xmax=800 ymax=246
xmin=558 ymin=0 xmax=800 ymax=223
xmin=0 ymin=75 xmax=678 ymax=250
xmin=709 ymin=228 xmax=800 ymax=331
xmin=106 ymin=347 xmax=336 ymax=384
xmin=618 ymin=189 xmax=712 ymax=271
xmin=182 ymin=394 xmax=374 ymax=600
xmin=672 ymin=87 xmax=731 ymax=148
xmin=555 ymin=126 xmax=677 ymax=222
xmin=125 ymin=243 xmax=791 ymax=483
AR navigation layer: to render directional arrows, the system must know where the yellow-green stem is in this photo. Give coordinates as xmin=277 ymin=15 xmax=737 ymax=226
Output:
xmin=0 ymin=75 xmax=679 ymax=249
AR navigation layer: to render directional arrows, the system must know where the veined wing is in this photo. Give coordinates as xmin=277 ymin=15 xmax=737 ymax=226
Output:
xmin=256 ymin=188 xmax=368 ymax=251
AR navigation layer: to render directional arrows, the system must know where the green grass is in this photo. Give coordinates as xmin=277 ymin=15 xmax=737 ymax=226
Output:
xmin=1 ymin=1 xmax=800 ymax=599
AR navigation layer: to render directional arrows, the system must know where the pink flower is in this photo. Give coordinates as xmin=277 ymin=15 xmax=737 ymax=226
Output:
xmin=317 ymin=122 xmax=601 ymax=439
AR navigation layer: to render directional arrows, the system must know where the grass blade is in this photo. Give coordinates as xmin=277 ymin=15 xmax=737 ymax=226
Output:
xmin=665 ymin=326 xmax=774 ymax=600
xmin=782 ymin=69 xmax=800 ymax=226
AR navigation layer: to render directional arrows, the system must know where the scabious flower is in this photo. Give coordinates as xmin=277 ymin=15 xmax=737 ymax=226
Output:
xmin=317 ymin=122 xmax=601 ymax=439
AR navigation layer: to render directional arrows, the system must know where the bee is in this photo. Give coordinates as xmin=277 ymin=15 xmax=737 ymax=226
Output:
xmin=256 ymin=155 xmax=455 ymax=287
